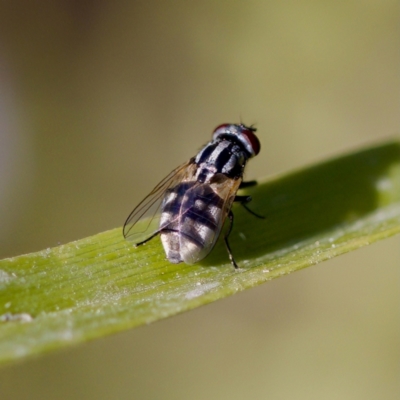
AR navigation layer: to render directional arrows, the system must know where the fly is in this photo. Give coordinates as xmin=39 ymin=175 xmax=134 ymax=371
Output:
xmin=123 ymin=123 xmax=263 ymax=269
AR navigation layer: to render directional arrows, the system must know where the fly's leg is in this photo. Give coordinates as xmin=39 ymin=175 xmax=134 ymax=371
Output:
xmin=234 ymin=195 xmax=265 ymax=219
xmin=134 ymin=226 xmax=183 ymax=247
xmin=237 ymin=181 xmax=265 ymax=218
xmin=224 ymin=210 xmax=239 ymax=269
xmin=239 ymin=180 xmax=257 ymax=189
xmin=134 ymin=231 xmax=160 ymax=247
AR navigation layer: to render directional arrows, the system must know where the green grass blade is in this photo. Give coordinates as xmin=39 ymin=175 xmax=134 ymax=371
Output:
xmin=0 ymin=141 xmax=399 ymax=366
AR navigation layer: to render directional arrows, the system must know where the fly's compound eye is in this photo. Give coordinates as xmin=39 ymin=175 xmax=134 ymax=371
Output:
xmin=237 ymin=124 xmax=260 ymax=157
xmin=212 ymin=123 xmax=261 ymax=157
xmin=212 ymin=123 xmax=231 ymax=136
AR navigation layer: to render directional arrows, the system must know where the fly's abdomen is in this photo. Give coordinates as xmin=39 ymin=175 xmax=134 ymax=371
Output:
xmin=160 ymin=182 xmax=225 ymax=264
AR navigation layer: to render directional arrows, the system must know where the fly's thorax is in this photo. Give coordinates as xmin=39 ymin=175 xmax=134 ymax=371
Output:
xmin=194 ymin=139 xmax=249 ymax=182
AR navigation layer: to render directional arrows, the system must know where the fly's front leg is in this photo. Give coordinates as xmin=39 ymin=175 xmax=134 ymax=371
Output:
xmin=234 ymin=195 xmax=265 ymax=219
xmin=224 ymin=210 xmax=239 ymax=269
xmin=237 ymin=180 xmax=265 ymax=218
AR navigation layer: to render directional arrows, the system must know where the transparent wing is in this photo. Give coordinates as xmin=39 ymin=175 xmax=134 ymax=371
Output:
xmin=123 ymin=160 xmax=194 ymax=244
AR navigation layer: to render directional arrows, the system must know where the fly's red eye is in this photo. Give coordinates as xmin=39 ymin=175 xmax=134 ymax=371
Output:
xmin=241 ymin=127 xmax=260 ymax=156
xmin=212 ymin=123 xmax=230 ymax=135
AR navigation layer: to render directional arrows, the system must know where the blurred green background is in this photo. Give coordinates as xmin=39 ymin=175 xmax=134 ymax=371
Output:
xmin=0 ymin=1 xmax=399 ymax=399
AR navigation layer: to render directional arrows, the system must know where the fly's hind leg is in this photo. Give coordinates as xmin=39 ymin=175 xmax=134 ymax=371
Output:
xmin=134 ymin=231 xmax=160 ymax=247
xmin=224 ymin=210 xmax=239 ymax=269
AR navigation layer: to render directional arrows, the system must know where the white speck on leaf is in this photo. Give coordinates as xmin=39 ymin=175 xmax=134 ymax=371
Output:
xmin=0 ymin=270 xmax=16 ymax=284
xmin=185 ymin=282 xmax=220 ymax=300
xmin=0 ymin=313 xmax=33 ymax=323
xmin=376 ymin=177 xmax=392 ymax=191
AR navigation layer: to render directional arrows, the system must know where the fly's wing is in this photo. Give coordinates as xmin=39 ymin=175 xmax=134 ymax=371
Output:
xmin=177 ymin=175 xmax=242 ymax=264
xmin=123 ymin=160 xmax=194 ymax=244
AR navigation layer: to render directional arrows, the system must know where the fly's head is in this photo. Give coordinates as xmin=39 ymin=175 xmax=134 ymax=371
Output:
xmin=212 ymin=123 xmax=260 ymax=158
